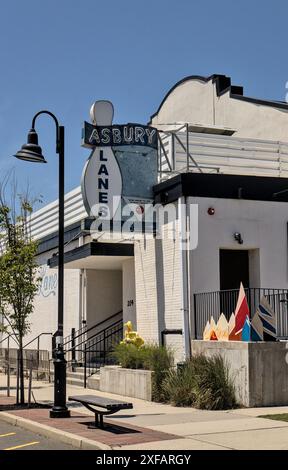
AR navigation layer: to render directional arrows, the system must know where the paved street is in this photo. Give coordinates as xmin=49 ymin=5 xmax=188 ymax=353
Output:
xmin=0 ymin=421 xmax=77 ymax=450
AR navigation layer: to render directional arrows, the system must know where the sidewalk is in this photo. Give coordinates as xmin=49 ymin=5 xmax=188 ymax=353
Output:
xmin=1 ymin=374 xmax=288 ymax=450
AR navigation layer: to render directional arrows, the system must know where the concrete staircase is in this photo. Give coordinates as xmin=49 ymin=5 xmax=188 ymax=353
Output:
xmin=66 ymin=367 xmax=86 ymax=387
xmin=50 ymin=367 xmax=85 ymax=387
xmin=50 ymin=367 xmax=100 ymax=389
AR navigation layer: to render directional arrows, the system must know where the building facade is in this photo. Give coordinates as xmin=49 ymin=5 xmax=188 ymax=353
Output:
xmin=4 ymin=74 xmax=288 ymax=363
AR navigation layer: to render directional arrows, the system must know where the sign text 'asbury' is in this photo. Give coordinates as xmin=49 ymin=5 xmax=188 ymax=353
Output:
xmin=82 ymin=123 xmax=158 ymax=149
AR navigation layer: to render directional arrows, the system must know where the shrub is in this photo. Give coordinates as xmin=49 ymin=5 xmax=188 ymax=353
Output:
xmin=142 ymin=344 xmax=174 ymax=402
xmin=162 ymin=354 xmax=237 ymax=410
xmin=193 ymin=355 xmax=237 ymax=410
xmin=161 ymin=364 xmax=196 ymax=406
xmin=112 ymin=343 xmax=146 ymax=369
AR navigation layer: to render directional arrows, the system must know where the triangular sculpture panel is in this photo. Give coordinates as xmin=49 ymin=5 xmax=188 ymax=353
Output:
xmin=241 ymin=316 xmax=251 ymax=341
xmin=209 ymin=317 xmax=218 ymax=340
xmin=202 ymin=285 xmax=277 ymax=342
xmin=228 ymin=313 xmax=239 ymax=340
xmin=215 ymin=313 xmax=229 ymax=341
xmin=257 ymin=296 xmax=276 ymax=341
xmin=251 ymin=309 xmax=264 ymax=341
xmin=234 ymin=283 xmax=250 ymax=335
xmin=203 ymin=320 xmax=211 ymax=341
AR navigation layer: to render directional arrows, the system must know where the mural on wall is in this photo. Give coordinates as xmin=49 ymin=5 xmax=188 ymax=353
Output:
xmin=203 ymin=283 xmax=276 ymax=342
xmin=37 ymin=266 xmax=58 ymax=298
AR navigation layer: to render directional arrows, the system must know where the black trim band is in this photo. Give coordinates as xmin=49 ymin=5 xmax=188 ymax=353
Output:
xmin=154 ymin=173 xmax=288 ymax=204
xmin=48 ymin=242 xmax=134 ymax=268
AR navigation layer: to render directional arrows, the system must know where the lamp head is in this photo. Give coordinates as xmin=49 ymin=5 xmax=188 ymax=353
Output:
xmin=14 ymin=128 xmax=47 ymax=163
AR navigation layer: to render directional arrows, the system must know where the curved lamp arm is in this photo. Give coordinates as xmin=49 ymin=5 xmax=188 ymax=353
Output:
xmin=31 ymin=110 xmax=61 ymax=153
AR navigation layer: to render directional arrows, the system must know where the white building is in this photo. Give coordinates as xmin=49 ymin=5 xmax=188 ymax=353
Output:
xmin=5 ymin=74 xmax=288 ymax=367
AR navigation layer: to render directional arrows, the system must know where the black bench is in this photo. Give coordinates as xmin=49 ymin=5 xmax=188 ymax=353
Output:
xmin=68 ymin=395 xmax=133 ymax=428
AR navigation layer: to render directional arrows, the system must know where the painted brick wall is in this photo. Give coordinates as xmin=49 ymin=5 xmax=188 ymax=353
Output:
xmin=134 ymin=238 xmax=159 ymax=343
xmin=122 ymin=259 xmax=136 ymax=328
xmin=134 ymin=211 xmax=185 ymax=362
xmin=25 ymin=249 xmax=81 ymax=352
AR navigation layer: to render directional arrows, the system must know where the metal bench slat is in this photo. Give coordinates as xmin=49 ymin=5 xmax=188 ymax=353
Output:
xmin=68 ymin=395 xmax=133 ymax=410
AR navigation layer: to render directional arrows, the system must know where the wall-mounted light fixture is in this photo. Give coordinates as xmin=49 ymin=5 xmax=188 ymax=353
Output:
xmin=234 ymin=232 xmax=243 ymax=244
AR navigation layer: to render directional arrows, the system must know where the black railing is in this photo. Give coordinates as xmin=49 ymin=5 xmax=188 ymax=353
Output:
xmin=63 ymin=310 xmax=123 ymax=366
xmin=0 ymin=332 xmax=52 ymax=380
xmin=193 ymin=287 xmax=288 ymax=339
xmin=84 ymin=319 xmax=123 ymax=387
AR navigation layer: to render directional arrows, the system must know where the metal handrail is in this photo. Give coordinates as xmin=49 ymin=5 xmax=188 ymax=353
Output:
xmin=83 ymin=319 xmax=123 ymax=387
xmin=63 ymin=318 xmax=123 ymax=387
xmin=23 ymin=332 xmax=52 ymax=349
xmin=0 ymin=333 xmax=19 ymax=347
xmin=63 ymin=310 xmax=123 ymax=350
xmin=84 ymin=319 xmax=123 ymax=350
xmin=65 ymin=317 xmax=123 ymax=365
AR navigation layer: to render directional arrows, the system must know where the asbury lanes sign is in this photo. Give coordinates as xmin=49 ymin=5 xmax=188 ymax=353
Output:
xmin=82 ymin=122 xmax=158 ymax=149
xmin=81 ymin=100 xmax=158 ymax=234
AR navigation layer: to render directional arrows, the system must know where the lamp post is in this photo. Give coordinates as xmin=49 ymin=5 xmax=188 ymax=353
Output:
xmin=15 ymin=111 xmax=70 ymax=418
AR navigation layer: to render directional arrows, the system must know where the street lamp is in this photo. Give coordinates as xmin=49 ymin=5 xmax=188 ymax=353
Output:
xmin=14 ymin=110 xmax=70 ymax=418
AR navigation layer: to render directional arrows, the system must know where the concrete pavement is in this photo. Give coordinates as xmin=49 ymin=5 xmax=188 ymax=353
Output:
xmin=1 ymin=373 xmax=288 ymax=450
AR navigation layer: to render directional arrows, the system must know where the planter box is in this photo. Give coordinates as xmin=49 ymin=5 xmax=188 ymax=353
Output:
xmin=100 ymin=366 xmax=152 ymax=401
xmin=192 ymin=340 xmax=288 ymax=407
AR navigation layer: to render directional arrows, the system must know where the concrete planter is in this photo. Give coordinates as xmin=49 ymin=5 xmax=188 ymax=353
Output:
xmin=99 ymin=366 xmax=153 ymax=401
xmin=192 ymin=340 xmax=288 ymax=407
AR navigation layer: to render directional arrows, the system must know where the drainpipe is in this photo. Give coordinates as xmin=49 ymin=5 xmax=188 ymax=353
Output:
xmin=78 ymin=237 xmax=85 ymax=328
xmin=178 ymin=196 xmax=191 ymax=359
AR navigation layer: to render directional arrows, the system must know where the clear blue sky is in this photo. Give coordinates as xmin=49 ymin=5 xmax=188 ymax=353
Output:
xmin=0 ymin=0 xmax=287 ymax=205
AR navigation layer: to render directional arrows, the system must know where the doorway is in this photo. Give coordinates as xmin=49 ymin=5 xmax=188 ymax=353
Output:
xmin=220 ymin=249 xmax=250 ymax=290
xmin=219 ymin=249 xmax=250 ymax=317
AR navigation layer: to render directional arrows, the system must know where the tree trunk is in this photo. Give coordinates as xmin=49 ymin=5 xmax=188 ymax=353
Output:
xmin=18 ymin=336 xmax=25 ymax=405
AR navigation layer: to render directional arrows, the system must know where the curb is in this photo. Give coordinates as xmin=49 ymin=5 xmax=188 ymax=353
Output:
xmin=0 ymin=411 xmax=111 ymax=450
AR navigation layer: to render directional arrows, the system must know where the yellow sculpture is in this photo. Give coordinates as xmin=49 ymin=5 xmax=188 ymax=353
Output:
xmin=120 ymin=321 xmax=144 ymax=348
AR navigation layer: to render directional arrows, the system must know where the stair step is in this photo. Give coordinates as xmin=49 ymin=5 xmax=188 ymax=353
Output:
xmin=66 ymin=377 xmax=84 ymax=387
xmin=50 ymin=373 xmax=84 ymax=387
xmin=50 ymin=372 xmax=84 ymax=387
xmin=50 ymin=372 xmax=100 ymax=390
xmin=66 ymin=371 xmax=85 ymax=380
xmin=73 ymin=367 xmax=85 ymax=374
xmin=87 ymin=374 xmax=100 ymax=390
xmin=50 ymin=368 xmax=101 ymax=388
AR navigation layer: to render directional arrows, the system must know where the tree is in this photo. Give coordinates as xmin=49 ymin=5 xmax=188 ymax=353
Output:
xmin=0 ymin=175 xmax=41 ymax=404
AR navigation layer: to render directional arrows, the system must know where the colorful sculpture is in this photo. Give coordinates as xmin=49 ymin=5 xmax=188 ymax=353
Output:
xmin=234 ymin=283 xmax=250 ymax=336
xmin=215 ymin=313 xmax=229 ymax=341
xmin=202 ymin=285 xmax=277 ymax=342
xmin=209 ymin=317 xmax=218 ymax=340
xmin=257 ymin=296 xmax=276 ymax=341
xmin=203 ymin=320 xmax=211 ymax=341
xmin=120 ymin=321 xmax=145 ymax=347
xmin=251 ymin=310 xmax=264 ymax=341
xmin=241 ymin=316 xmax=251 ymax=341
xmin=228 ymin=313 xmax=238 ymax=340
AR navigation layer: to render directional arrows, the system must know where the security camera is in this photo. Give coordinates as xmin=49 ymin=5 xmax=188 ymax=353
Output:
xmin=234 ymin=232 xmax=243 ymax=244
